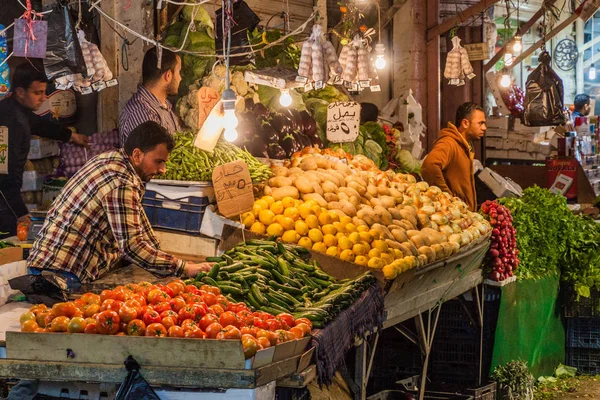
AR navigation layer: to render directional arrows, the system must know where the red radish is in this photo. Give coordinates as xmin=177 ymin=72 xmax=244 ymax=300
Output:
xmin=480 ymin=200 xmax=520 ymax=282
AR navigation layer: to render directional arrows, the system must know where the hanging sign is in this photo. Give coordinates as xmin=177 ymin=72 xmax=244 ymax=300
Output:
xmin=464 ymin=43 xmax=489 ymax=61
xmin=0 ymin=126 xmax=7 ymax=174
xmin=326 ymin=102 xmax=361 ymax=143
xmin=212 ymin=160 xmax=254 ymax=218
xmin=196 ymin=87 xmax=220 ymax=131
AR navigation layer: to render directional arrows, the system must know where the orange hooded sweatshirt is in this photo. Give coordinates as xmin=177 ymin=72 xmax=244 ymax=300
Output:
xmin=421 ymin=123 xmax=477 ymax=211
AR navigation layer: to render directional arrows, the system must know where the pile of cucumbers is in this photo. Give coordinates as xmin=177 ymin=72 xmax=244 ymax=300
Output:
xmin=187 ymin=239 xmax=377 ymax=328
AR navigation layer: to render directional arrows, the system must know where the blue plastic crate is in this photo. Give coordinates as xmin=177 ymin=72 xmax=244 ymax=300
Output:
xmin=566 ymin=347 xmax=600 ymax=374
xmin=567 ymin=318 xmax=600 ymax=349
xmin=142 ymin=190 xmax=209 ymax=234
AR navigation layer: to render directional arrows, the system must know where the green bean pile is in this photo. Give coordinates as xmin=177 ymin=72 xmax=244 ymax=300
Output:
xmin=162 ymin=131 xmax=273 ymax=182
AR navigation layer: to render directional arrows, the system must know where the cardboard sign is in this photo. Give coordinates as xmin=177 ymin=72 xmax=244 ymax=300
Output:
xmin=546 ymin=157 xmax=578 ymax=200
xmin=196 ymin=87 xmax=220 ymax=131
xmin=464 ymin=43 xmax=489 ymax=61
xmin=194 ymin=100 xmax=225 ymax=152
xmin=0 ymin=126 xmax=7 ymax=174
xmin=326 ymin=102 xmax=361 ymax=143
xmin=212 ymin=160 xmax=254 ymax=218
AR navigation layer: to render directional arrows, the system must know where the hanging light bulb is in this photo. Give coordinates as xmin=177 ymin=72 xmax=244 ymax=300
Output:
xmin=504 ymin=51 xmax=514 ymax=67
xmin=512 ymin=35 xmax=522 ymax=54
xmin=221 ymin=88 xmax=238 ymax=142
xmin=590 ymin=64 xmax=597 ymax=80
xmin=223 ymin=127 xmax=238 ymax=142
xmin=279 ymin=89 xmax=292 ymax=107
xmin=374 ymin=43 xmax=386 ymax=70
xmin=500 ymin=69 xmax=511 ymax=88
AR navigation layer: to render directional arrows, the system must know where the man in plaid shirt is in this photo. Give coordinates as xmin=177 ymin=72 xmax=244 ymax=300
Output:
xmin=27 ymin=121 xmax=210 ymax=284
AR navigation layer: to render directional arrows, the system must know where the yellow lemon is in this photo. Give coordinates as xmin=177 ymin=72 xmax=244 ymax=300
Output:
xmin=308 ymin=228 xmax=324 ymax=243
xmin=259 ymin=209 xmax=276 ymax=225
xmin=349 ymin=232 xmax=361 ymax=245
xmin=372 ymin=240 xmax=389 ymax=253
xmin=311 ymin=205 xmax=322 ymax=216
xmin=382 ymin=264 xmax=399 ymax=280
xmin=298 ymin=203 xmax=314 ymax=219
xmin=345 ymin=223 xmax=357 ymax=233
xmin=279 ymin=217 xmax=295 ymax=231
xmin=318 ymin=211 xmax=332 ymax=226
xmin=359 ymin=231 xmax=373 ymax=243
xmin=335 ymin=232 xmax=346 ymax=240
xmin=252 ymin=200 xmax=268 ymax=215
xmin=241 ymin=212 xmax=255 ymax=228
xmin=368 ymin=257 xmax=384 ymax=269
xmin=261 ymin=196 xmax=275 ymax=206
xmin=274 ymin=214 xmax=285 ymax=224
xmin=360 ymin=241 xmax=372 ymax=252
xmin=298 ymin=237 xmax=313 ymax=249
xmin=352 ymin=243 xmax=367 ymax=256
xmin=394 ymin=249 xmax=404 ymax=259
xmin=305 ymin=215 xmax=319 ymax=229
xmin=282 ymin=230 xmax=300 ymax=243
xmin=357 ymin=225 xmax=369 ymax=233
xmin=328 ymin=211 xmax=340 ymax=223
xmin=338 ymin=236 xmax=352 ymax=250
xmin=368 ymin=229 xmax=381 ymax=240
xmin=339 ymin=249 xmax=355 ymax=262
xmin=333 ymin=222 xmax=346 ymax=234
xmin=266 ymin=223 xmax=284 ymax=237
xmin=322 ymin=224 xmax=337 ymax=236
xmin=283 ymin=207 xmax=300 ymax=221
xmin=326 ymin=246 xmax=339 ymax=257
xmin=323 ymin=234 xmax=338 ymax=247
xmin=355 ymin=255 xmax=368 ymax=266
xmin=381 ymin=253 xmax=393 ymax=266
xmin=340 ymin=216 xmax=352 ymax=225
xmin=312 ymin=242 xmax=327 ymax=253
xmin=368 ymin=248 xmax=382 ymax=259
xmin=281 ymin=197 xmax=296 ymax=209
xmin=270 ymin=201 xmax=284 ymax=215
xmin=294 ymin=220 xmax=309 ymax=236
xmin=304 ymin=199 xmax=317 ymax=208
xmin=250 ymin=222 xmax=266 ymax=235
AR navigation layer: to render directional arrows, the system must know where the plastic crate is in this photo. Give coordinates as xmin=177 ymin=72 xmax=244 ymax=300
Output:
xmin=562 ymin=285 xmax=600 ymax=318
xmin=368 ymin=390 xmax=473 ymax=400
xmin=566 ymin=347 xmax=600 ymax=374
xmin=142 ymin=190 xmax=209 ymax=234
xmin=465 ymin=382 xmax=496 ymax=400
xmin=567 ymin=318 xmax=600 ymax=349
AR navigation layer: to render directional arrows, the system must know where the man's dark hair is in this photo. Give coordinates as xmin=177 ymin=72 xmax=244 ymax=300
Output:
xmin=574 ymin=94 xmax=591 ymax=111
xmin=124 ymin=121 xmax=175 ymax=155
xmin=142 ymin=47 xmax=180 ymax=85
xmin=455 ymin=102 xmax=485 ymax=127
xmin=11 ymin=62 xmax=48 ymax=91
xmin=360 ymin=103 xmax=379 ymax=124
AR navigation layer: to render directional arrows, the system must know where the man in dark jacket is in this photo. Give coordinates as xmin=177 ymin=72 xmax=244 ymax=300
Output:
xmin=0 ymin=63 xmax=88 ymax=238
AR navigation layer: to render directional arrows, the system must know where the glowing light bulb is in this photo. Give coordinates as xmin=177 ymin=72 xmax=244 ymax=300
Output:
xmin=279 ymin=89 xmax=292 ymax=107
xmin=375 ymin=55 xmax=386 ymax=70
xmin=590 ymin=64 xmax=596 ymax=80
xmin=500 ymin=74 xmax=511 ymax=88
xmin=224 ymin=127 xmax=238 ymax=142
xmin=512 ymin=36 xmax=522 ymax=54
xmin=504 ymin=51 xmax=514 ymax=67
xmin=223 ymin=109 xmax=238 ymax=130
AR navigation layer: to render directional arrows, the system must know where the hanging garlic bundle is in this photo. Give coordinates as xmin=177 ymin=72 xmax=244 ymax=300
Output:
xmin=339 ymin=35 xmax=376 ymax=91
xmin=297 ymin=24 xmax=342 ymax=86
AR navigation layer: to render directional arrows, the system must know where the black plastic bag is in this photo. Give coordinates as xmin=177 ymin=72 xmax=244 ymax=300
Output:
xmin=522 ymin=51 xmax=566 ymax=126
xmin=43 ymin=4 xmax=86 ymax=81
xmin=9 ymin=273 xmax=68 ymax=307
xmin=115 ymin=356 xmax=160 ymax=400
xmin=215 ymin=0 xmax=260 ymax=66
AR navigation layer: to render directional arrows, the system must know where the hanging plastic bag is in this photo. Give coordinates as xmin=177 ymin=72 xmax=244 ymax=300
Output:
xmin=115 ymin=356 xmax=160 ymax=400
xmin=0 ymin=24 xmax=9 ymax=96
xmin=522 ymin=51 xmax=566 ymax=126
xmin=12 ymin=0 xmax=48 ymax=59
xmin=43 ymin=4 xmax=86 ymax=81
xmin=215 ymin=1 xmax=260 ymax=66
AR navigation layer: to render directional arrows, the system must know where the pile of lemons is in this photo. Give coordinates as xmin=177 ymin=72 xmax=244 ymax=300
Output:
xmin=241 ymin=195 xmax=406 ymax=278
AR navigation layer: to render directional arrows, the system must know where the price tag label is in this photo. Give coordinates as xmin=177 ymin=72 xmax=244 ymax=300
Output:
xmin=326 ymin=101 xmax=361 ymax=143
xmin=333 ymin=75 xmax=343 ymax=84
xmin=80 ymin=86 xmax=93 ymax=95
xmin=0 ymin=126 xmax=8 ymax=174
xmin=370 ymin=85 xmax=381 ymax=92
xmin=212 ymin=160 xmax=254 ymax=218
xmin=92 ymin=80 xmax=106 ymax=92
xmin=304 ymin=82 xmax=314 ymax=92
xmin=359 ymin=80 xmax=370 ymax=88
xmin=295 ymin=75 xmax=308 ymax=83
xmin=314 ymin=80 xmax=324 ymax=90
xmin=344 ymin=81 xmax=353 ymax=89
xmin=106 ymin=79 xmax=119 ymax=87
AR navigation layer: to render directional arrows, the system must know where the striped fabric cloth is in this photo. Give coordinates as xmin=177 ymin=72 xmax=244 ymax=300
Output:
xmin=119 ymin=85 xmax=181 ymax=146
xmin=27 ymin=150 xmax=185 ymax=283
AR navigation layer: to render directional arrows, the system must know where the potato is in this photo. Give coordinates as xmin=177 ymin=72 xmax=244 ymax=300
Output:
xmin=329 ymin=209 xmax=348 ymax=220
xmin=298 ymin=157 xmax=319 ymax=171
xmin=345 ymin=175 xmax=367 ymax=188
xmin=288 ymin=167 xmax=303 ymax=176
xmin=269 ymin=176 xmax=293 ymax=188
xmin=272 ymin=166 xmax=289 ymax=177
xmin=373 ymin=206 xmax=393 ymax=226
xmin=410 ymin=235 xmax=430 ymax=248
xmin=388 ymin=208 xmax=402 ymax=221
xmin=339 ymin=199 xmax=358 ymax=217
xmin=379 ymin=196 xmax=396 ymax=209
xmin=416 ymin=181 xmax=429 ymax=192
xmin=324 ymin=193 xmax=339 ymax=203
xmin=304 ymin=171 xmax=322 ymax=184
xmin=347 ymin=181 xmax=367 ymax=196
xmin=272 ymin=186 xmax=299 ymax=201
xmin=321 ymin=181 xmax=338 ymax=194
xmin=302 ymin=193 xmax=327 ymax=208
xmin=421 ymin=228 xmax=445 ymax=245
xmin=263 ymin=185 xmax=273 ymax=196
xmin=385 ymin=239 xmax=403 ymax=251
xmin=333 ymin=163 xmax=352 ymax=176
xmin=353 ymin=217 xmax=369 ymax=227
xmin=418 ymin=246 xmax=436 ymax=263
xmin=406 ymin=230 xmax=421 ymax=239
xmin=417 ymin=213 xmax=432 ymax=229
xmin=377 ymin=186 xmax=391 ymax=196
xmin=399 ymin=242 xmax=418 ymax=257
xmin=372 ymin=223 xmax=393 ymax=240
xmin=441 ymin=242 xmax=456 ymax=256
xmin=315 ymin=157 xmax=331 ymax=169
xmin=327 ymin=170 xmax=346 ymax=187
xmin=392 ymin=229 xmax=409 ymax=243
xmin=369 ymin=198 xmax=382 ymax=208
xmin=348 ymin=196 xmax=360 ymax=210
xmin=397 ymin=220 xmax=416 ymax=231
xmin=356 ymin=208 xmax=375 ymax=226
xmin=431 ymin=243 xmax=445 ymax=260
xmin=312 ymin=182 xmax=324 ymax=196
xmin=367 ymin=185 xmax=379 ymax=197
xmin=417 ymin=254 xmax=429 ymax=267
xmin=338 ymin=186 xmax=361 ymax=199
xmin=294 ymin=176 xmax=314 ymax=194
xmin=337 ymin=192 xmax=349 ymax=201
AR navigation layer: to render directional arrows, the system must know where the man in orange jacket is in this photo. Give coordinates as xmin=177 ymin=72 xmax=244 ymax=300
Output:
xmin=421 ymin=102 xmax=486 ymax=211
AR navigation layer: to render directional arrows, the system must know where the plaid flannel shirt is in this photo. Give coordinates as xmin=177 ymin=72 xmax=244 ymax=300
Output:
xmin=28 ymin=150 xmax=185 ymax=282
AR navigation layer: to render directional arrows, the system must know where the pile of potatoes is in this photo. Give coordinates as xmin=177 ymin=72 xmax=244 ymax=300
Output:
xmin=245 ymin=154 xmax=491 ymax=280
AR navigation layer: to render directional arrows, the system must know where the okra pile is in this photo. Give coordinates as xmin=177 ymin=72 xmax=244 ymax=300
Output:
xmin=186 ymin=239 xmax=377 ymax=328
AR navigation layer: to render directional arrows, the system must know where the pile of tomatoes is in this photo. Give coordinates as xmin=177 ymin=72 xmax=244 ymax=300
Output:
xmin=19 ymin=280 xmax=312 ymax=359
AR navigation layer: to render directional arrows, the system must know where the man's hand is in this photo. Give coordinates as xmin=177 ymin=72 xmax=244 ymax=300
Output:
xmin=183 ymin=262 xmax=214 ymax=278
xmin=70 ymin=132 xmax=90 ymax=148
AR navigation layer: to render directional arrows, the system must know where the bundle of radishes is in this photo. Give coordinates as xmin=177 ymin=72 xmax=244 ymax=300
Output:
xmin=480 ymin=200 xmax=519 ymax=282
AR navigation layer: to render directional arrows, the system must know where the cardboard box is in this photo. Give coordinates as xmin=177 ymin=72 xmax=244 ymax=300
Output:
xmin=526 ymin=141 xmax=552 ymax=155
xmin=0 ymin=247 xmax=23 ymax=266
xmin=154 ymin=229 xmax=218 ymax=260
xmin=486 ymin=149 xmax=509 ymax=159
xmin=506 ymin=150 xmax=535 ymax=161
xmin=28 ymin=137 xmax=60 ymax=160
xmin=547 ymin=157 xmax=578 ymax=200
xmin=486 ymin=127 xmax=509 ymax=139
xmin=486 ymin=116 xmax=512 ymax=131
xmin=486 ymin=137 xmax=504 ymax=149
xmin=512 ymin=119 xmax=551 ymax=135
xmin=477 ymin=168 xmax=523 ymax=198
xmin=503 ymin=138 xmax=527 ymax=152
xmin=21 ymin=171 xmax=45 ymax=192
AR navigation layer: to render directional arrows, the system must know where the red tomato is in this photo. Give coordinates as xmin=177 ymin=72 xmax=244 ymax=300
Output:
xmin=140 ymin=305 xmax=155 ymax=316
xmin=101 ymin=299 xmax=123 ymax=313
xmin=99 ymin=290 xmax=114 ymax=303
xmin=84 ymin=323 xmax=98 ymax=334
xmin=185 ymin=284 xmax=199 ymax=293
xmin=289 ymin=327 xmax=304 ymax=339
xmin=130 ymin=294 xmax=147 ymax=307
xmin=21 ymin=319 xmax=39 ymax=332
xmin=200 ymin=284 xmax=221 ymax=296
xmin=219 ymin=311 xmax=239 ymax=328
xmin=215 ymin=295 xmax=229 ymax=309
xmin=167 ymin=281 xmax=185 ymax=296
xmin=83 ymin=304 xmax=101 ymax=319
xmin=208 ymin=304 xmax=224 ymax=315
xmin=19 ymin=312 xmax=36 ymax=325
xmin=198 ymin=314 xmax=219 ymax=331
xmin=145 ymin=323 xmax=168 ymax=337
xmin=147 ymin=289 xmax=170 ymax=305
xmin=276 ymin=313 xmax=295 ymax=328
xmin=126 ymin=319 xmax=146 ymax=336
xmin=205 ymin=322 xmax=223 ymax=339
xmin=169 ymin=298 xmax=186 ymax=313
xmin=242 ymin=336 xmax=259 ymax=359
xmin=266 ymin=319 xmax=282 ymax=331
xmin=160 ymin=310 xmax=178 ymax=319
xmin=186 ymin=294 xmax=203 ymax=305
xmin=96 ymin=310 xmax=120 ymax=335
xmin=153 ymin=302 xmax=172 ymax=315
xmin=67 ymin=317 xmax=88 ymax=333
xmin=217 ymin=325 xmax=241 ymax=340
xmin=142 ymin=311 xmax=161 ymax=326
xmin=118 ymin=305 xmax=138 ymax=324
xmin=203 ymin=292 xmax=217 ymax=306
xmin=275 ymin=329 xmax=295 ymax=343
xmin=161 ymin=316 xmax=176 ymax=330
xmin=257 ymin=336 xmax=271 ymax=349
xmin=256 ymin=329 xmax=278 ymax=346
xmin=185 ymin=328 xmax=207 ymax=339
xmin=51 ymin=302 xmax=78 ymax=318
xmin=191 ymin=304 xmax=207 ymax=321
xmin=181 ymin=319 xmax=199 ymax=332
xmin=295 ymin=323 xmax=312 ymax=336
xmin=238 ymin=311 xmax=255 ymax=327
xmin=177 ymin=306 xmax=197 ymax=324
xmin=157 ymin=284 xmax=174 ymax=298
xmin=294 ymin=318 xmax=313 ymax=330
xmin=241 ymin=326 xmax=258 ymax=337
xmin=168 ymin=325 xmax=185 ymax=337
xmin=50 ymin=316 xmax=70 ymax=332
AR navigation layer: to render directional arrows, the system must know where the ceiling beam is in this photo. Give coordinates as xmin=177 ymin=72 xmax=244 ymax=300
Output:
xmin=426 ymin=0 xmax=501 ymax=41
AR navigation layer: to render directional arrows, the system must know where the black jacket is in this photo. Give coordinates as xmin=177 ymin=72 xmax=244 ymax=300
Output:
xmin=0 ymin=96 xmax=72 ymax=218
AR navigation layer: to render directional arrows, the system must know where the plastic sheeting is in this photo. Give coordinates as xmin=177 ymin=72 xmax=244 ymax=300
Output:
xmin=43 ymin=5 xmax=86 ymax=81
